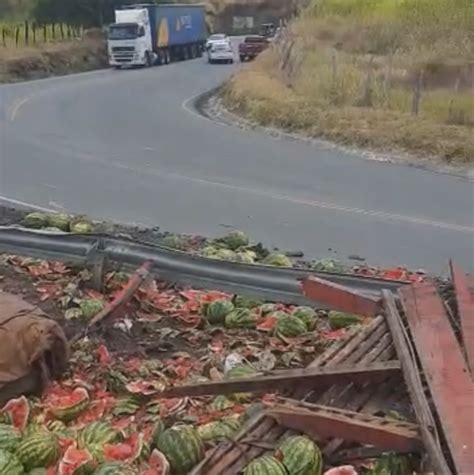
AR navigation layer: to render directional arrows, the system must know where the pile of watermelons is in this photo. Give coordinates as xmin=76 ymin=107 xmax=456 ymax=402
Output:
xmin=21 ymin=212 xmax=93 ymax=234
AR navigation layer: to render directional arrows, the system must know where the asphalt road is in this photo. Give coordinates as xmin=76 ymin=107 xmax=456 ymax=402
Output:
xmin=0 ymin=55 xmax=473 ymax=273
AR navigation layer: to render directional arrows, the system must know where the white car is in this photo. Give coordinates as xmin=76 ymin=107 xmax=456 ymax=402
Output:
xmin=205 ymin=34 xmax=230 ymax=51
xmin=208 ymin=41 xmax=234 ymax=64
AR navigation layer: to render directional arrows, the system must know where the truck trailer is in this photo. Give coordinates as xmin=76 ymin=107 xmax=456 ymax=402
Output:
xmin=108 ymin=3 xmax=207 ymax=68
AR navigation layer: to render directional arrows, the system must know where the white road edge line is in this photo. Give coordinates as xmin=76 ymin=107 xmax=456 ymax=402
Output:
xmin=0 ymin=195 xmax=57 ymax=213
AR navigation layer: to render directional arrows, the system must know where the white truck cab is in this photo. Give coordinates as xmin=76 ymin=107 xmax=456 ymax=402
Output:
xmin=108 ymin=8 xmax=154 ymax=68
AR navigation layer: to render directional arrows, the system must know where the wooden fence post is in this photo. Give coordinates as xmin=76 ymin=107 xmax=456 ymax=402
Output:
xmin=32 ymin=23 xmax=36 ymax=45
xmin=15 ymin=26 xmax=20 ymax=47
xmin=1 ymin=28 xmax=6 ymax=47
xmin=24 ymin=20 xmax=29 ymax=46
xmin=43 ymin=24 xmax=47 ymax=43
xmin=411 ymin=69 xmax=424 ymax=116
xmin=60 ymin=23 xmax=64 ymax=40
xmin=51 ymin=23 xmax=56 ymax=40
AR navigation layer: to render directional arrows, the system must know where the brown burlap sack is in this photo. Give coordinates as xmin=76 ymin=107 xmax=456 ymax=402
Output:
xmin=0 ymin=292 xmax=69 ymax=405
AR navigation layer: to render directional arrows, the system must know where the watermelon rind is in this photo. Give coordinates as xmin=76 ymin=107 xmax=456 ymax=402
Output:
xmin=16 ymin=431 xmax=60 ymax=471
xmin=243 ymin=455 xmax=288 ymax=475
xmin=77 ymin=422 xmax=121 ymax=449
xmin=0 ymin=448 xmax=24 ymax=475
xmin=224 ymin=308 xmax=257 ymax=329
xmin=92 ymin=462 xmax=136 ymax=475
xmin=50 ymin=388 xmax=90 ymax=422
xmin=232 ymin=295 xmax=264 ymax=309
xmin=210 ymin=395 xmax=234 ymax=411
xmin=156 ymin=425 xmax=204 ymax=475
xmin=205 ymin=299 xmax=234 ymax=324
xmin=274 ymin=314 xmax=307 ymax=337
xmin=292 ymin=306 xmax=318 ymax=331
xmin=278 ymin=435 xmax=323 ymax=475
xmin=1 ymin=395 xmax=31 ymax=431
xmin=0 ymin=423 xmax=21 ymax=452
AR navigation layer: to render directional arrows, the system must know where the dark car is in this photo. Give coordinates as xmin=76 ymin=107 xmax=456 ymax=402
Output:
xmin=238 ymin=35 xmax=270 ymax=62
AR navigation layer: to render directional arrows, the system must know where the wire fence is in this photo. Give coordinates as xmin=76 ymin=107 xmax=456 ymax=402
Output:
xmin=1 ymin=21 xmax=84 ymax=48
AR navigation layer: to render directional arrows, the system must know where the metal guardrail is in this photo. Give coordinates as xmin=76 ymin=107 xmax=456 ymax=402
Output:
xmin=0 ymin=227 xmax=406 ymax=307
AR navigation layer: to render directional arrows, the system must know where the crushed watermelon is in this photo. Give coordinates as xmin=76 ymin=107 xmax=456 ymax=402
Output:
xmin=58 ymin=445 xmax=94 ymax=475
xmin=1 ymin=395 xmax=30 ymax=430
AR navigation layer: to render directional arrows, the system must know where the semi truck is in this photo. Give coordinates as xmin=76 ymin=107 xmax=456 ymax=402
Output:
xmin=108 ymin=3 xmax=207 ymax=68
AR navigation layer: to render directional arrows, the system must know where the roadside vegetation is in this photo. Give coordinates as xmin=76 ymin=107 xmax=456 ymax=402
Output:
xmin=224 ymin=0 xmax=473 ymax=164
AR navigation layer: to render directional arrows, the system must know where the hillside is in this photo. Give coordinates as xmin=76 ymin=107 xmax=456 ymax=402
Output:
xmin=224 ymin=0 xmax=473 ymax=164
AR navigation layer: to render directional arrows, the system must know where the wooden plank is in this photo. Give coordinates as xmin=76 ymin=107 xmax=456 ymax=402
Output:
xmin=383 ymin=290 xmax=453 ymax=475
xmin=450 ymin=261 xmax=474 ymax=377
xmin=399 ymin=283 xmax=474 ymax=475
xmin=302 ymin=275 xmax=382 ymax=317
xmin=267 ymin=403 xmax=423 ymax=452
xmin=159 ymin=362 xmax=400 ymax=398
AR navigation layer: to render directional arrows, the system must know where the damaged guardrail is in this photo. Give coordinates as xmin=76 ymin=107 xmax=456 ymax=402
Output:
xmin=0 ymin=226 xmax=406 ymax=307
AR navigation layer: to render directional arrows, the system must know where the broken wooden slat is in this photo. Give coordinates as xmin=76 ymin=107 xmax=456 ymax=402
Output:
xmin=399 ymin=283 xmax=474 ymax=475
xmin=159 ymin=361 xmax=400 ymax=398
xmin=302 ymin=275 xmax=382 ymax=317
xmin=383 ymin=290 xmax=453 ymax=475
xmin=450 ymin=261 xmax=474 ymax=377
xmin=267 ymin=403 xmax=423 ymax=452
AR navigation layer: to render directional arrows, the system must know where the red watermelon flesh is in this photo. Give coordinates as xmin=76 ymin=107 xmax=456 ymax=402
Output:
xmin=148 ymin=449 xmax=170 ymax=475
xmin=103 ymin=433 xmax=142 ymax=463
xmin=52 ymin=387 xmax=89 ymax=409
xmin=324 ymin=466 xmax=358 ymax=475
xmin=58 ymin=445 xmax=93 ymax=475
xmin=1 ymin=395 xmax=30 ymax=430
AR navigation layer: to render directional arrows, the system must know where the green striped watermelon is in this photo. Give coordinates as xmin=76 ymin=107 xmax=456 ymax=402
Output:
xmin=205 ymin=299 xmax=234 ymax=324
xmin=0 ymin=449 xmax=24 ymax=475
xmin=225 ymin=308 xmax=258 ymax=329
xmin=102 ymin=433 xmax=143 ymax=464
xmin=92 ymin=462 xmax=136 ymax=475
xmin=77 ymin=422 xmax=121 ymax=449
xmin=156 ymin=425 xmax=204 ymax=475
xmin=225 ymin=366 xmax=258 ymax=402
xmin=232 ymin=295 xmax=264 ymax=309
xmin=27 ymin=469 xmax=49 ymax=475
xmin=328 ymin=312 xmax=362 ymax=330
xmin=0 ymin=423 xmax=21 ymax=451
xmin=112 ymin=397 xmax=141 ymax=417
xmin=259 ymin=303 xmax=279 ymax=316
xmin=210 ymin=395 xmax=234 ymax=411
xmin=274 ymin=314 xmax=307 ymax=337
xmin=197 ymin=418 xmax=240 ymax=443
xmin=16 ymin=431 xmax=59 ymax=471
xmin=243 ymin=455 xmax=288 ymax=475
xmin=278 ymin=435 xmax=322 ymax=475
xmin=151 ymin=419 xmax=166 ymax=448
xmin=292 ymin=307 xmax=318 ymax=331
xmin=50 ymin=388 xmax=90 ymax=422
xmin=1 ymin=396 xmax=30 ymax=431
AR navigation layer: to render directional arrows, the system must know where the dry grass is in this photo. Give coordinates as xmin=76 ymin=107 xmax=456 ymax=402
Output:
xmin=0 ymin=36 xmax=107 ymax=83
xmin=224 ymin=0 xmax=474 ymax=163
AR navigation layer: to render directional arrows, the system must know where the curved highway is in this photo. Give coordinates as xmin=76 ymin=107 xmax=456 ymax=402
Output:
xmin=0 ymin=56 xmax=473 ymax=273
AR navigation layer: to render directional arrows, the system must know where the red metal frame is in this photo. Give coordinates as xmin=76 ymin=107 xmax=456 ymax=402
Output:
xmin=302 ymin=275 xmax=382 ymax=317
xmin=400 ymin=282 xmax=474 ymax=475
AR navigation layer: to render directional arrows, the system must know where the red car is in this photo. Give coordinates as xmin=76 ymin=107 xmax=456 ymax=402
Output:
xmin=239 ymin=35 xmax=270 ymax=62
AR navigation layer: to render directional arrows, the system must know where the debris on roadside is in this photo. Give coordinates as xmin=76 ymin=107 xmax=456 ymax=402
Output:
xmin=0 ymin=225 xmax=470 ymax=474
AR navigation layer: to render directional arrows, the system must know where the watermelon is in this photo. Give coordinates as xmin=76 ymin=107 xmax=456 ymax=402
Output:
xmin=210 ymin=395 xmax=234 ymax=411
xmin=112 ymin=398 xmax=141 ymax=417
xmin=0 ymin=423 xmax=21 ymax=451
xmin=213 ymin=249 xmax=236 ymax=261
xmin=216 ymin=231 xmax=249 ymax=250
xmin=244 ymin=455 xmax=288 ymax=475
xmin=226 ymin=366 xmax=258 ymax=402
xmin=259 ymin=303 xmax=279 ymax=316
xmin=197 ymin=418 xmax=240 ymax=443
xmin=235 ymin=252 xmax=256 ymax=264
xmin=201 ymin=246 xmax=218 ymax=257
xmin=50 ymin=387 xmax=90 ymax=422
xmin=92 ymin=462 xmax=136 ymax=475
xmin=1 ymin=396 xmax=30 ymax=431
xmin=102 ymin=433 xmax=143 ymax=464
xmin=278 ymin=435 xmax=322 ymax=475
xmin=28 ymin=469 xmax=49 ymax=475
xmin=57 ymin=446 xmax=93 ymax=475
xmin=369 ymin=453 xmax=411 ymax=475
xmin=0 ymin=449 xmax=24 ymax=475
xmin=328 ymin=312 xmax=362 ymax=330
xmin=161 ymin=235 xmax=187 ymax=251
xmin=263 ymin=254 xmax=293 ymax=267
xmin=79 ymin=300 xmax=105 ymax=320
xmin=22 ymin=212 xmax=48 ymax=229
xmin=156 ymin=425 xmax=204 ymax=475
xmin=151 ymin=419 xmax=166 ymax=448
xmin=148 ymin=449 xmax=170 ymax=475
xmin=47 ymin=214 xmax=71 ymax=232
xmin=70 ymin=222 xmax=93 ymax=234
xmin=292 ymin=306 xmax=318 ymax=331
xmin=274 ymin=314 xmax=307 ymax=337
xmin=205 ymin=299 xmax=234 ymax=324
xmin=324 ymin=467 xmax=357 ymax=475
xmin=16 ymin=431 xmax=59 ymax=471
xmin=311 ymin=259 xmax=344 ymax=273
xmin=225 ymin=308 xmax=258 ymax=329
xmin=46 ymin=420 xmax=67 ymax=433
xmin=77 ymin=422 xmax=121 ymax=449
xmin=232 ymin=295 xmax=264 ymax=309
